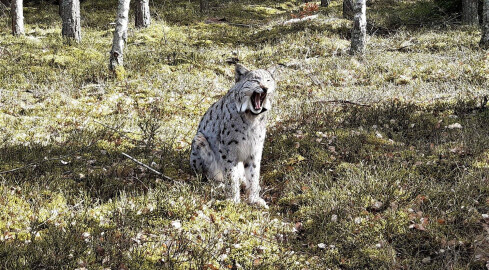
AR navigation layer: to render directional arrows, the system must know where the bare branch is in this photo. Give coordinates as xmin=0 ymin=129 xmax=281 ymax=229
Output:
xmin=121 ymin=152 xmax=174 ymax=182
xmin=313 ymin=99 xmax=371 ymax=107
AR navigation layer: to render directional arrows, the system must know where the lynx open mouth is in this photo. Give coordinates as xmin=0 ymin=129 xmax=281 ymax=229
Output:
xmin=251 ymin=91 xmax=267 ymax=111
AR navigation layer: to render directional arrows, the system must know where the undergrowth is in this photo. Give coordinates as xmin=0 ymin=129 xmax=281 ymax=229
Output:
xmin=0 ymin=0 xmax=488 ymax=269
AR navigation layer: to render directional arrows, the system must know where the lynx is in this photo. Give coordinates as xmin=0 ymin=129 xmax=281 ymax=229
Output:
xmin=190 ymin=64 xmax=276 ymax=208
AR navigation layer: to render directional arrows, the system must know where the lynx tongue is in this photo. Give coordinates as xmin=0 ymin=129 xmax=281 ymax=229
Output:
xmin=254 ymin=93 xmax=262 ymax=110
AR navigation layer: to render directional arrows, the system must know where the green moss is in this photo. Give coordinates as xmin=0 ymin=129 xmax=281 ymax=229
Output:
xmin=38 ymin=192 xmax=69 ymax=224
xmin=0 ymin=192 xmax=33 ymax=241
xmin=244 ymin=5 xmax=285 ymax=15
xmin=0 ymin=0 xmax=489 ymax=268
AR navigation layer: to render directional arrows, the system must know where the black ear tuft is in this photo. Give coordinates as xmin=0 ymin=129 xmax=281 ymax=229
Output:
xmin=235 ymin=64 xmax=250 ymax=83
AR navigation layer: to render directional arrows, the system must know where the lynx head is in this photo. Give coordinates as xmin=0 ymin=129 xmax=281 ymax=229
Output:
xmin=233 ymin=64 xmax=276 ymax=116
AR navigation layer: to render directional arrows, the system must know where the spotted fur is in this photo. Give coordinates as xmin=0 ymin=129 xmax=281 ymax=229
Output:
xmin=190 ymin=64 xmax=276 ymax=208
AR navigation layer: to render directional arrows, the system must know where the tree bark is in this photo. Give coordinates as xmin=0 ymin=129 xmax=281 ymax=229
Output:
xmin=481 ymin=0 xmax=489 ymax=48
xmin=61 ymin=0 xmax=81 ymax=43
xmin=109 ymin=0 xmax=131 ymax=71
xmin=11 ymin=0 xmax=24 ymax=36
xmin=462 ymin=0 xmax=479 ymax=25
xmin=135 ymin=0 xmax=150 ymax=28
xmin=321 ymin=0 xmax=330 ymax=7
xmin=343 ymin=0 xmax=354 ymax=19
xmin=350 ymin=0 xmax=366 ymax=55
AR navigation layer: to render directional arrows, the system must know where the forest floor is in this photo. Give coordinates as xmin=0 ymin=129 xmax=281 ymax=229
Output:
xmin=1 ymin=0 xmax=489 ymax=269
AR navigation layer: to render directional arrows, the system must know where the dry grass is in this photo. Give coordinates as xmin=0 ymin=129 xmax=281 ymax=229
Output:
xmin=0 ymin=0 xmax=488 ymax=269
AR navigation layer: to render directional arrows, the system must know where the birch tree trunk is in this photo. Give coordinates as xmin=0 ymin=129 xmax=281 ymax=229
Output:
xmin=11 ymin=0 xmax=24 ymax=36
xmin=462 ymin=0 xmax=479 ymax=25
xmin=350 ymin=0 xmax=366 ymax=55
xmin=109 ymin=0 xmax=131 ymax=71
xmin=61 ymin=0 xmax=81 ymax=43
xmin=321 ymin=0 xmax=330 ymax=7
xmin=135 ymin=0 xmax=150 ymax=28
xmin=481 ymin=0 xmax=489 ymax=48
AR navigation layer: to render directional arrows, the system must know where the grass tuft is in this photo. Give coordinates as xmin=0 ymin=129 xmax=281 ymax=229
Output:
xmin=0 ymin=0 xmax=488 ymax=268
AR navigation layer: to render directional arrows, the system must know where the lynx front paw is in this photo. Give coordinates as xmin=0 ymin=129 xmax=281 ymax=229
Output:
xmin=249 ymin=197 xmax=268 ymax=209
xmin=227 ymin=195 xmax=241 ymax=204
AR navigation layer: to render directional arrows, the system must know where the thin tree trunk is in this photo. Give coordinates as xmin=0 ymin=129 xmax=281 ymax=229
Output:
xmin=481 ymin=0 xmax=489 ymax=48
xmin=61 ymin=0 xmax=81 ymax=43
xmin=350 ymin=0 xmax=366 ymax=55
xmin=462 ymin=0 xmax=479 ymax=25
xmin=343 ymin=0 xmax=354 ymax=19
xmin=321 ymin=0 xmax=330 ymax=7
xmin=109 ymin=0 xmax=131 ymax=71
xmin=11 ymin=0 xmax=24 ymax=36
xmin=135 ymin=0 xmax=150 ymax=28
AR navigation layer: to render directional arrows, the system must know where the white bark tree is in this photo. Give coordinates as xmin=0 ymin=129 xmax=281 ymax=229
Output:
xmin=462 ymin=0 xmax=479 ymax=25
xmin=61 ymin=0 xmax=81 ymax=43
xmin=481 ymin=0 xmax=489 ymax=48
xmin=109 ymin=0 xmax=131 ymax=71
xmin=135 ymin=0 xmax=150 ymax=28
xmin=11 ymin=0 xmax=24 ymax=36
xmin=350 ymin=0 xmax=366 ymax=55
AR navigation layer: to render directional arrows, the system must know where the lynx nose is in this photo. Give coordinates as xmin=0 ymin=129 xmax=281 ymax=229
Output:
xmin=259 ymin=83 xmax=268 ymax=93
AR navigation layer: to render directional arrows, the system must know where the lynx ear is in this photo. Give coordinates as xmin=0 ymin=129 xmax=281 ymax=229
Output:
xmin=235 ymin=64 xmax=250 ymax=83
xmin=267 ymin=65 xmax=277 ymax=77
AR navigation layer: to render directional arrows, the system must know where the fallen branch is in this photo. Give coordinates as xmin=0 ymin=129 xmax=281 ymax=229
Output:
xmin=121 ymin=152 xmax=173 ymax=182
xmin=0 ymin=163 xmax=36 ymax=174
xmin=283 ymin=14 xmax=318 ymax=25
xmin=313 ymin=99 xmax=371 ymax=107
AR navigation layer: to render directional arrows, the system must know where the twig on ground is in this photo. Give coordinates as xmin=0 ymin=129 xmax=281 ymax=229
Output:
xmin=121 ymin=152 xmax=174 ymax=182
xmin=313 ymin=99 xmax=371 ymax=107
xmin=283 ymin=14 xmax=318 ymax=25
xmin=0 ymin=163 xmax=37 ymax=174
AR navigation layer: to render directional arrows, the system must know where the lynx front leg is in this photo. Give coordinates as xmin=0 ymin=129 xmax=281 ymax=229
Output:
xmin=244 ymin=156 xmax=268 ymax=208
xmin=223 ymin=162 xmax=243 ymax=203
